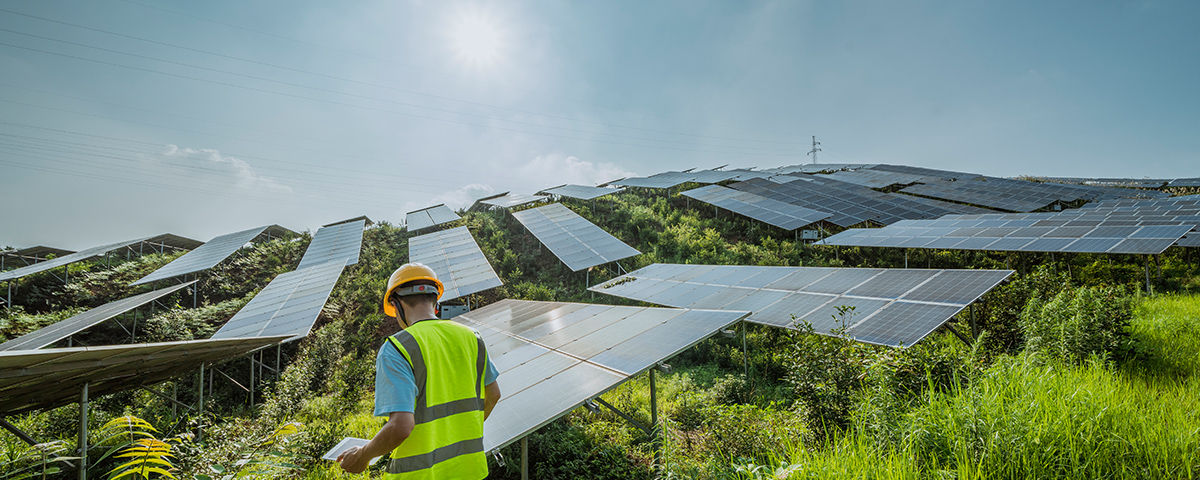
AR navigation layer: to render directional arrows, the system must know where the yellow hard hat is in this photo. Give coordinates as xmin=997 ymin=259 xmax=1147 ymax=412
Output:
xmin=383 ymin=263 xmax=444 ymax=317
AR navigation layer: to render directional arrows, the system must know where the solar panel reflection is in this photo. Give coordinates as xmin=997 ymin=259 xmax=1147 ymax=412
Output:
xmin=590 ymin=264 xmax=1013 ymax=348
xmin=409 ymin=226 xmax=503 ymax=302
xmin=512 ymin=203 xmax=640 ymax=271
xmin=454 ymin=299 xmax=747 ymax=452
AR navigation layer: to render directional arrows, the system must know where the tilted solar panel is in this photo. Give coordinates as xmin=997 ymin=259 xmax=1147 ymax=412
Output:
xmin=409 ymin=226 xmax=503 ymax=302
xmin=0 ymin=280 xmax=197 ymax=351
xmin=0 ymin=335 xmax=287 ymax=416
xmin=0 ymin=236 xmax=152 ymax=283
xmin=453 ymin=299 xmax=747 ymax=452
xmin=407 ymin=204 xmax=461 ymax=232
xmin=133 ymin=226 xmax=270 ymax=285
xmin=296 ymin=220 xmax=365 ymax=270
xmin=590 ymin=264 xmax=1013 ymax=348
xmin=211 ymin=260 xmax=347 ymax=341
xmin=539 ymin=184 xmax=622 ymax=200
xmin=682 ymin=184 xmax=832 ymax=230
xmin=512 ymin=203 xmax=640 ymax=271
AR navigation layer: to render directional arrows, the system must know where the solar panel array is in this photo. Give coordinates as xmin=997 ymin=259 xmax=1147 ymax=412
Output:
xmin=868 ymin=164 xmax=979 ymax=181
xmin=406 ymin=205 xmax=461 ymax=232
xmin=727 ymin=176 xmax=980 ymax=227
xmin=211 ymin=260 xmax=347 ymax=341
xmin=409 ymin=226 xmax=503 ymax=302
xmin=901 ymin=176 xmax=1168 ymax=213
xmin=132 ymin=226 xmax=270 ymax=285
xmin=0 ymin=236 xmax=156 ymax=283
xmin=682 ymin=185 xmax=831 ymax=230
xmin=821 ymin=195 xmax=1200 ymax=254
xmin=1169 ymin=178 xmax=1200 ymax=188
xmin=822 ymin=168 xmax=929 ymax=188
xmin=296 ymin=220 xmax=365 ymax=270
xmin=539 ymin=184 xmax=623 ymax=201
xmin=0 ymin=281 xmax=197 ymax=351
xmin=0 ymin=335 xmax=287 ymax=416
xmin=612 ymin=171 xmax=701 ymax=189
xmin=590 ymin=264 xmax=1013 ymax=348
xmin=456 ymin=299 xmax=747 ymax=452
xmin=512 ymin=203 xmax=640 ymax=271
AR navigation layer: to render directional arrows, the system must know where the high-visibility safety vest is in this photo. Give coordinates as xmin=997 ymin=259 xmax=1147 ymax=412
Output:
xmin=384 ymin=320 xmax=489 ymax=480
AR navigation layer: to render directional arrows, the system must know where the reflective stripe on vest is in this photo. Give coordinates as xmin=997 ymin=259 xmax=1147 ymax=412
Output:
xmin=385 ymin=321 xmax=488 ymax=479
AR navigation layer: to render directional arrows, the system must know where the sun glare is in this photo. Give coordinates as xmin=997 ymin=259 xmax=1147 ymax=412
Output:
xmin=447 ymin=7 xmax=508 ymax=70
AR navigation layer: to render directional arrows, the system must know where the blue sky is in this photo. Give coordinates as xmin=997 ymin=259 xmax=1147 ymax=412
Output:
xmin=1 ymin=0 xmax=1197 ymax=249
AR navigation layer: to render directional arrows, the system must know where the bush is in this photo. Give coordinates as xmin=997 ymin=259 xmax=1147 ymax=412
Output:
xmin=784 ymin=308 xmax=870 ymax=442
xmin=1020 ymin=284 xmax=1135 ymax=364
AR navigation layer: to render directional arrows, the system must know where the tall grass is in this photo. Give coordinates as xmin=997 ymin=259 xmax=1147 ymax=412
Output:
xmin=763 ymin=294 xmax=1200 ymax=480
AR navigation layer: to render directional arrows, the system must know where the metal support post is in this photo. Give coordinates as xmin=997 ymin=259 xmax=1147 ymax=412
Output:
xmin=969 ymin=304 xmax=978 ymax=339
xmin=591 ymin=398 xmax=651 ymax=436
xmin=140 ymin=386 xmax=196 ymax=414
xmin=249 ymin=355 xmax=256 ymax=406
xmin=276 ymin=345 xmax=282 ymax=380
xmin=197 ymin=364 xmax=205 ymax=441
xmin=741 ymin=321 xmax=749 ymax=381
xmin=650 ymin=369 xmax=660 ymax=471
xmin=78 ymin=383 xmax=88 ymax=480
xmin=1144 ymin=255 xmax=1152 ymax=294
xmin=904 ymin=250 xmax=908 ymax=269
xmin=944 ymin=323 xmax=971 ymax=346
xmin=520 ymin=436 xmax=529 ymax=480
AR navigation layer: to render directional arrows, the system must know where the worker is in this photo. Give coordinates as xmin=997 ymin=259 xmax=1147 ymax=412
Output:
xmin=339 ymin=263 xmax=501 ymax=478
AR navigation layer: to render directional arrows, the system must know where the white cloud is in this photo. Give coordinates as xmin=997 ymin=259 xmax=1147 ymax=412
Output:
xmin=517 ymin=154 xmax=637 ymax=188
xmin=403 ymin=183 xmax=496 ymax=214
xmin=156 ymin=145 xmax=293 ymax=194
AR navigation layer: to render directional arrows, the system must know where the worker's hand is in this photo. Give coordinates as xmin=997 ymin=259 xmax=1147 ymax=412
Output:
xmin=337 ymin=446 xmax=369 ymax=474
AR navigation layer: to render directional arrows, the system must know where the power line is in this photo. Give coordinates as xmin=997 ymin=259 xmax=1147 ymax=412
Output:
xmin=0 ymin=39 xmax=800 ymax=157
xmin=0 ymin=7 xmax=807 ymax=147
xmin=111 ymin=0 xmax=808 ymax=139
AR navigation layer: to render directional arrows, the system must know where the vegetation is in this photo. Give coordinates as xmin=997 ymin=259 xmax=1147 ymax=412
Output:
xmin=2 ymin=186 xmax=1199 ymax=479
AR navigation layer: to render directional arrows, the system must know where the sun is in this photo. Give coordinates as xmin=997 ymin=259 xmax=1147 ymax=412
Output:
xmin=447 ymin=7 xmax=509 ymax=70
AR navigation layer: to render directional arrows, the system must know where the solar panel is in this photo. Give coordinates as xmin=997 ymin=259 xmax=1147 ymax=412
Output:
xmin=453 ymin=299 xmax=747 ymax=452
xmin=0 ymin=335 xmax=286 ymax=416
xmin=406 ymin=205 xmax=461 ymax=232
xmin=590 ymin=264 xmax=1013 ymax=348
xmin=296 ymin=220 xmax=365 ymax=270
xmin=472 ymin=192 xmax=547 ymax=210
xmin=681 ymin=185 xmax=832 ymax=230
xmin=409 ymin=226 xmax=503 ymax=302
xmin=611 ymin=171 xmax=700 ymax=189
xmin=539 ymin=184 xmax=623 ymax=201
xmin=820 ymin=213 xmax=1194 ymax=254
xmin=1169 ymin=178 xmax=1200 ymax=188
xmin=512 ymin=203 xmax=640 ymax=271
xmin=0 ymin=236 xmax=152 ymax=283
xmin=211 ymin=260 xmax=347 ymax=341
xmin=900 ymin=176 xmax=1167 ymax=213
xmin=132 ymin=226 xmax=271 ymax=285
xmin=0 ymin=281 xmax=197 ymax=351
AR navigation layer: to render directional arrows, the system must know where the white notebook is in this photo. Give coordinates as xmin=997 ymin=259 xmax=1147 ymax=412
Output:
xmin=321 ymin=437 xmax=381 ymax=464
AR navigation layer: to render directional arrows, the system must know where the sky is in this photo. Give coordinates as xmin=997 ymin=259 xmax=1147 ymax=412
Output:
xmin=1 ymin=0 xmax=1198 ymax=250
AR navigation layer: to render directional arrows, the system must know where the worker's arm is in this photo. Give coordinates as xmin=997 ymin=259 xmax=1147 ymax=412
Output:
xmin=338 ymin=411 xmax=414 ymax=474
xmin=483 ymin=381 xmax=501 ymax=420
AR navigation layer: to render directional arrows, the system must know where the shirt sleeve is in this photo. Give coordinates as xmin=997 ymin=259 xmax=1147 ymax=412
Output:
xmin=484 ymin=356 xmax=499 ymax=385
xmin=374 ymin=341 xmax=417 ymax=416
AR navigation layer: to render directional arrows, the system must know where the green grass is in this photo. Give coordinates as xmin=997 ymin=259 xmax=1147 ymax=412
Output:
xmin=751 ymin=293 xmax=1200 ymax=480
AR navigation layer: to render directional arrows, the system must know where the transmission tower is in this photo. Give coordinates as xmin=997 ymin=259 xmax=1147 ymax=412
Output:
xmin=807 ymin=136 xmax=821 ymax=164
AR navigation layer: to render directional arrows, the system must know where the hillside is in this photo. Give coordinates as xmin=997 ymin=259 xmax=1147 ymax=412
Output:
xmin=2 ymin=189 xmax=1198 ymax=479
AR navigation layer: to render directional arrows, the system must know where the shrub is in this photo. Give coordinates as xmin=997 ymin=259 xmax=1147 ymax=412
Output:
xmin=1020 ymin=284 xmax=1135 ymax=364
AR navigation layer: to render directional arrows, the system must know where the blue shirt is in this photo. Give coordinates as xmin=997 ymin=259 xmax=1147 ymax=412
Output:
xmin=374 ymin=328 xmax=500 ymax=416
